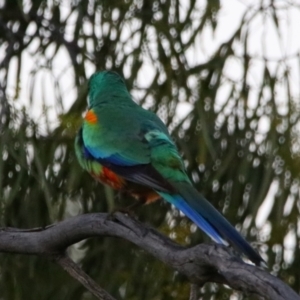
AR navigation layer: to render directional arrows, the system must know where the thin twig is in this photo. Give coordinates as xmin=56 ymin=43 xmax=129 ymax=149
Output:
xmin=189 ymin=283 xmax=198 ymax=300
xmin=53 ymin=253 xmax=116 ymax=300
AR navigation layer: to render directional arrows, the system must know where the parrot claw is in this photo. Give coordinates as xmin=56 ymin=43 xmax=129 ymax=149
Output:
xmin=114 ymin=191 xmax=126 ymax=202
xmin=109 ymin=198 xmax=145 ymax=217
xmin=108 ymin=206 xmax=137 ymax=218
xmin=111 ymin=211 xmax=150 ymax=237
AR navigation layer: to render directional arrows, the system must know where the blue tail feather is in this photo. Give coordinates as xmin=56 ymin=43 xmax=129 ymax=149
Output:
xmin=159 ymin=192 xmax=225 ymax=245
xmin=158 ymin=182 xmax=263 ymax=266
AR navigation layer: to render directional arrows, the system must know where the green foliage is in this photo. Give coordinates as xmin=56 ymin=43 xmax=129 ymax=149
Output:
xmin=0 ymin=0 xmax=300 ymax=299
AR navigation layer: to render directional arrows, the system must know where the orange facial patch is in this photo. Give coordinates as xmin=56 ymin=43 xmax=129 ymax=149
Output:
xmin=84 ymin=109 xmax=98 ymax=124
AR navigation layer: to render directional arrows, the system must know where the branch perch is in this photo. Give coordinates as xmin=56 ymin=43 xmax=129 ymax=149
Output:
xmin=0 ymin=213 xmax=299 ymax=300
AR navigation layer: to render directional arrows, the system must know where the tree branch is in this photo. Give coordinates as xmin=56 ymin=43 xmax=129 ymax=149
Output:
xmin=0 ymin=213 xmax=299 ymax=300
xmin=53 ymin=253 xmax=116 ymax=300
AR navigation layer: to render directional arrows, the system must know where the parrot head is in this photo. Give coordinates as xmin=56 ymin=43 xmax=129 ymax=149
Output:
xmin=88 ymin=71 xmax=131 ymax=107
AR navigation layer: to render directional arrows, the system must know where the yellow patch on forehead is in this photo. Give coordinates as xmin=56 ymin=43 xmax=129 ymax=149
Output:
xmin=84 ymin=109 xmax=98 ymax=124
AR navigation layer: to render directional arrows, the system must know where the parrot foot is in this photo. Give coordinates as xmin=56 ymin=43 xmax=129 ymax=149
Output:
xmin=124 ymin=200 xmax=144 ymax=211
xmin=110 ymin=196 xmax=146 ymax=217
xmin=115 ymin=190 xmax=127 ymax=202
xmin=108 ymin=206 xmax=138 ymax=219
xmin=107 ymin=210 xmax=150 ymax=238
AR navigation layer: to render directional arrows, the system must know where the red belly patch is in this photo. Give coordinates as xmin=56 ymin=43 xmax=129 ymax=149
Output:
xmin=93 ymin=166 xmax=125 ymax=190
xmin=91 ymin=166 xmax=161 ymax=205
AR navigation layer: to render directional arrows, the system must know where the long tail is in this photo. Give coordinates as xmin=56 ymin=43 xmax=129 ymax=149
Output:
xmin=158 ymin=181 xmax=263 ymax=266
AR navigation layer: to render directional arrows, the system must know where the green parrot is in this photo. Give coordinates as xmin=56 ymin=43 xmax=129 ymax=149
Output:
xmin=75 ymin=70 xmax=263 ymax=266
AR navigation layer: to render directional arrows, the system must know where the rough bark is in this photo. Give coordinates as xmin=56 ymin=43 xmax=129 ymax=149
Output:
xmin=0 ymin=212 xmax=299 ymax=300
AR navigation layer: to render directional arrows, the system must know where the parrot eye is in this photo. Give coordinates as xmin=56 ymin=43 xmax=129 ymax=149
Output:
xmin=144 ymin=132 xmax=154 ymax=141
xmin=145 ymin=130 xmax=160 ymax=141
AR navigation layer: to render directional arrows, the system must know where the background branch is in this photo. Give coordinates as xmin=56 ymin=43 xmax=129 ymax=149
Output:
xmin=53 ymin=253 xmax=116 ymax=300
xmin=0 ymin=213 xmax=298 ymax=300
